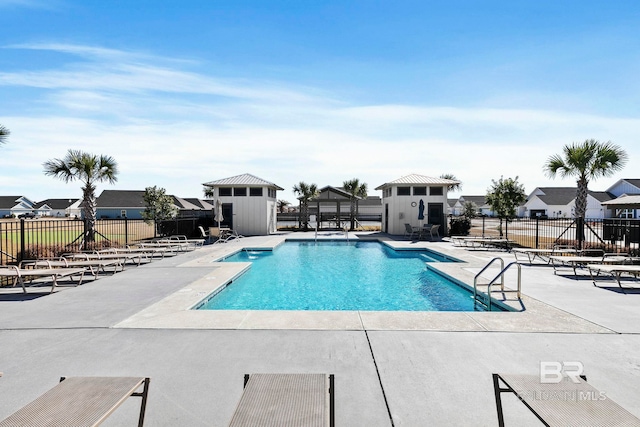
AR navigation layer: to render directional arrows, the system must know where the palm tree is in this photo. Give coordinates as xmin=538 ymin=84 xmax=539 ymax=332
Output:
xmin=544 ymin=140 xmax=627 ymax=220
xmin=292 ymin=182 xmax=318 ymax=231
xmin=544 ymin=139 xmax=627 ymax=246
xmin=277 ymin=199 xmax=291 ymax=213
xmin=343 ymin=178 xmax=368 ymax=230
xmin=44 ymin=149 xmax=118 ymax=242
xmin=440 ymin=173 xmax=462 ymax=192
xmin=0 ymin=125 xmax=9 ymax=145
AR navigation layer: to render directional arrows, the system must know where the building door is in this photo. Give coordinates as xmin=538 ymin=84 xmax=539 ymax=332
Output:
xmin=428 ymin=203 xmax=444 ymax=231
xmin=222 ymin=203 xmax=233 ymax=230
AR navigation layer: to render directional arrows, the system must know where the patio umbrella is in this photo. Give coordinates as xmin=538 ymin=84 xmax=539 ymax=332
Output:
xmin=215 ymin=199 xmax=224 ymax=228
xmin=418 ymin=199 xmax=425 ymax=224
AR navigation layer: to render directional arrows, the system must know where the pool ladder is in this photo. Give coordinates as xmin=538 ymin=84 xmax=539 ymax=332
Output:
xmin=473 ymin=257 xmax=521 ymax=311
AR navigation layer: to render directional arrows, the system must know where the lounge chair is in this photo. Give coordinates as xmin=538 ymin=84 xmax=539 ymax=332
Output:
xmin=228 ymin=373 xmax=334 ymax=427
xmin=492 ymin=373 xmax=640 ymax=426
xmin=403 ymin=223 xmax=420 ymax=240
xmin=512 ymin=245 xmax=577 ymax=264
xmin=0 ymin=376 xmax=150 ymax=427
xmin=19 ymin=258 xmax=124 ymax=278
xmin=0 ymin=265 xmax=86 ymax=293
xmin=549 ymin=253 xmax=636 ymax=277
xmin=587 ymin=264 xmax=640 ymax=292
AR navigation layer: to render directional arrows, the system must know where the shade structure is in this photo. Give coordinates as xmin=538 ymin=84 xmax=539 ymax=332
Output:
xmin=601 ymin=195 xmax=640 ymax=209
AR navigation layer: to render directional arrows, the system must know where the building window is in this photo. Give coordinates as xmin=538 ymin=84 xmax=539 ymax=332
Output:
xmin=267 ymin=188 xmax=276 ymax=198
xmin=219 ymin=187 xmax=232 ymax=197
xmin=250 ymin=188 xmax=263 ymax=197
xmin=234 ymin=187 xmax=247 ymax=196
xmin=397 ymin=187 xmax=411 ymax=196
xmin=120 ymin=210 xmax=127 ymax=218
xmin=430 ymin=187 xmax=443 ymax=196
xmin=413 ymin=186 xmax=427 ymax=196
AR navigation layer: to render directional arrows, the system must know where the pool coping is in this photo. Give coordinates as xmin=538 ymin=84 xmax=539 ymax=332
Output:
xmin=114 ymin=234 xmax=614 ymax=333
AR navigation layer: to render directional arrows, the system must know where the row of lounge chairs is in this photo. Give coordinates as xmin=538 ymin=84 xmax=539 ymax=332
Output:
xmin=0 ymin=373 xmax=335 ymax=427
xmin=3 ymin=371 xmax=637 ymax=426
xmin=451 ymin=235 xmax=515 ymax=251
xmin=0 ymin=235 xmax=205 ymax=293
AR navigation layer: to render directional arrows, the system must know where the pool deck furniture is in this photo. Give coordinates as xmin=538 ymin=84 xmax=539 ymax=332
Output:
xmin=418 ymin=224 xmax=440 ymax=241
xmin=0 ymin=376 xmax=150 ymax=427
xmin=453 ymin=237 xmax=515 ymax=251
xmin=587 ymin=264 xmax=640 ymax=292
xmin=403 ymin=223 xmax=420 ymax=240
xmin=0 ymin=265 xmax=86 ymax=293
xmin=512 ymin=247 xmax=578 ymax=264
xmin=19 ymin=258 xmax=124 ymax=278
xmin=492 ymin=373 xmax=640 ymax=427
xmin=228 ymin=373 xmax=334 ymax=427
xmin=99 ymin=246 xmax=177 ymax=260
xmin=66 ymin=251 xmax=151 ymax=267
xmin=549 ymin=254 xmax=638 ymax=277
xmin=140 ymin=241 xmax=192 ymax=252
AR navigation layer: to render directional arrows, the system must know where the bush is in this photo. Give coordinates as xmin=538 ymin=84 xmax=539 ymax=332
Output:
xmin=449 ymin=217 xmax=471 ymax=236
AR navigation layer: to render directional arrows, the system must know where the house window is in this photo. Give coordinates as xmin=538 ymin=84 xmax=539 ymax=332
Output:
xmin=250 ymin=188 xmax=263 ymax=197
xmin=413 ymin=186 xmax=427 ymax=196
xmin=219 ymin=188 xmax=232 ymax=197
xmin=397 ymin=187 xmax=411 ymax=196
xmin=120 ymin=210 xmax=127 ymax=218
xmin=233 ymin=187 xmax=247 ymax=196
xmin=267 ymin=188 xmax=276 ymax=198
xmin=430 ymin=187 xmax=443 ymax=196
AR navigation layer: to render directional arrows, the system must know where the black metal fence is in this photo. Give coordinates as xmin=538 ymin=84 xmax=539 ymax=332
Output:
xmin=0 ymin=217 xmax=213 ymax=264
xmin=466 ymin=217 xmax=640 ymax=254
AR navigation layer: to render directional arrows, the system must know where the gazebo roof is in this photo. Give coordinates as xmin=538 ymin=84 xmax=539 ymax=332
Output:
xmin=375 ymin=174 xmax=459 ymax=190
xmin=202 ymin=173 xmax=284 ymax=190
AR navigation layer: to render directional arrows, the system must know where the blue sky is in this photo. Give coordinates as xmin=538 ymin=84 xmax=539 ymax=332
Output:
xmin=1 ymin=0 xmax=639 ymax=203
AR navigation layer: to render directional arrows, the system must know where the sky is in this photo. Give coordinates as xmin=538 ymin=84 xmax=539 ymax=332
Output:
xmin=1 ymin=1 xmax=639 ymax=204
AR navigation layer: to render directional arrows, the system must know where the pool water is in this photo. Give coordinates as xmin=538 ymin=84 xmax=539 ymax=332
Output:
xmin=197 ymin=241 xmax=485 ymax=311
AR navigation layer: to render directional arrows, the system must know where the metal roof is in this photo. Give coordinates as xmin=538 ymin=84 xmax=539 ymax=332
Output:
xmin=375 ymin=174 xmax=459 ymax=190
xmin=601 ymin=195 xmax=640 ymax=208
xmin=202 ymin=173 xmax=284 ymax=190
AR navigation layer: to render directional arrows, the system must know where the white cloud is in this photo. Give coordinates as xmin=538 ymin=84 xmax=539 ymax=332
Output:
xmin=1 ymin=43 xmax=639 ymax=203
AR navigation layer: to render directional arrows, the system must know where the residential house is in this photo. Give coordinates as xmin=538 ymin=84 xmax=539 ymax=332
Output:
xmin=453 ymin=196 xmax=494 ymax=217
xmin=33 ymin=199 xmax=81 ymax=218
xmin=375 ymin=173 xmax=459 ymax=235
xmin=605 ymin=179 xmax=640 ymax=218
xmin=202 ymin=173 xmax=283 ymax=235
xmin=95 ymin=190 xmax=213 ymax=219
xmin=0 ymin=196 xmax=36 ymax=218
xmin=523 ymin=187 xmax=615 ymax=219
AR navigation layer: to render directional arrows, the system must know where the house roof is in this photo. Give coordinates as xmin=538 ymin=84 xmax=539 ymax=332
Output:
xmin=621 ymin=179 xmax=640 ymax=189
xmin=97 ymin=190 xmax=147 ymax=208
xmin=202 ymin=173 xmax=284 ymax=190
xmin=602 ymin=195 xmax=640 ymax=208
xmin=0 ymin=196 xmax=27 ymax=209
xmin=459 ymin=196 xmax=488 ymax=207
xmin=33 ymin=199 xmax=79 ymax=210
xmin=529 ymin=187 xmax=614 ymax=205
xmin=375 ymin=174 xmax=459 ymax=190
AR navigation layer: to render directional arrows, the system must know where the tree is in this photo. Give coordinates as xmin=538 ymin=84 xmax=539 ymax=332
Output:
xmin=0 ymin=125 xmax=9 ymax=145
xmin=202 ymin=186 xmax=214 ymax=199
xmin=277 ymin=199 xmax=291 ymax=213
xmin=43 ymin=149 xmax=118 ymax=242
xmin=141 ymin=186 xmax=177 ymax=229
xmin=544 ymin=139 xmax=627 ymax=221
xmin=343 ymin=178 xmax=368 ymax=230
xmin=462 ymin=201 xmax=478 ymax=219
xmin=440 ymin=173 xmax=462 ymax=192
xmin=292 ymin=181 xmax=318 ymax=231
xmin=486 ymin=176 xmax=527 ymax=238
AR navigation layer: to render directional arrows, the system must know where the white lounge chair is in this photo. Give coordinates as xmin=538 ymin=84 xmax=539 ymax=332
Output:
xmin=0 ymin=265 xmax=86 ymax=293
xmin=588 ymin=264 xmax=640 ymax=292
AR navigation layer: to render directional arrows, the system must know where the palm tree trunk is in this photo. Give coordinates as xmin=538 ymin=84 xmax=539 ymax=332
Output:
xmin=575 ymin=178 xmax=589 ymax=248
xmin=82 ymin=184 xmax=97 ymax=243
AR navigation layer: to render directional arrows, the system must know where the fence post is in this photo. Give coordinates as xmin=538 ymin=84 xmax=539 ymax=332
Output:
xmin=535 ymin=218 xmax=539 ymax=249
xmin=125 ymin=217 xmax=129 ymax=246
xmin=576 ymin=217 xmax=584 ymax=250
xmin=19 ymin=218 xmax=26 ymax=263
xmin=482 ymin=216 xmax=485 ymax=237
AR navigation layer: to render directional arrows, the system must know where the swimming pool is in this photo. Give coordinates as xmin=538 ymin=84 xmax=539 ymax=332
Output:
xmin=196 ymin=240 xmax=490 ymax=312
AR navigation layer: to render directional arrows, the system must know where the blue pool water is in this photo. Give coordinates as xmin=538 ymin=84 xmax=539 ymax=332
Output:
xmin=197 ymin=241 xmax=486 ymax=311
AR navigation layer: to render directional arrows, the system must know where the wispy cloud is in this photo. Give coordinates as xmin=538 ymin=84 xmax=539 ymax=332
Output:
xmin=1 ymin=43 xmax=638 ymax=202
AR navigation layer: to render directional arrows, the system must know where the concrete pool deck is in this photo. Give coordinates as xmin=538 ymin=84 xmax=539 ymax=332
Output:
xmin=1 ymin=232 xmax=639 ymax=426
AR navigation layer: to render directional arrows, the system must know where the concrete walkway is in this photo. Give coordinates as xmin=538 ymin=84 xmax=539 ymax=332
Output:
xmin=1 ymin=232 xmax=639 ymax=426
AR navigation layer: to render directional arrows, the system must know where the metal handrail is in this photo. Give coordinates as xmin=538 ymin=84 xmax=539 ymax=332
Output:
xmin=474 ymin=258 xmax=522 ymax=311
xmin=473 ymin=257 xmax=504 ymax=308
